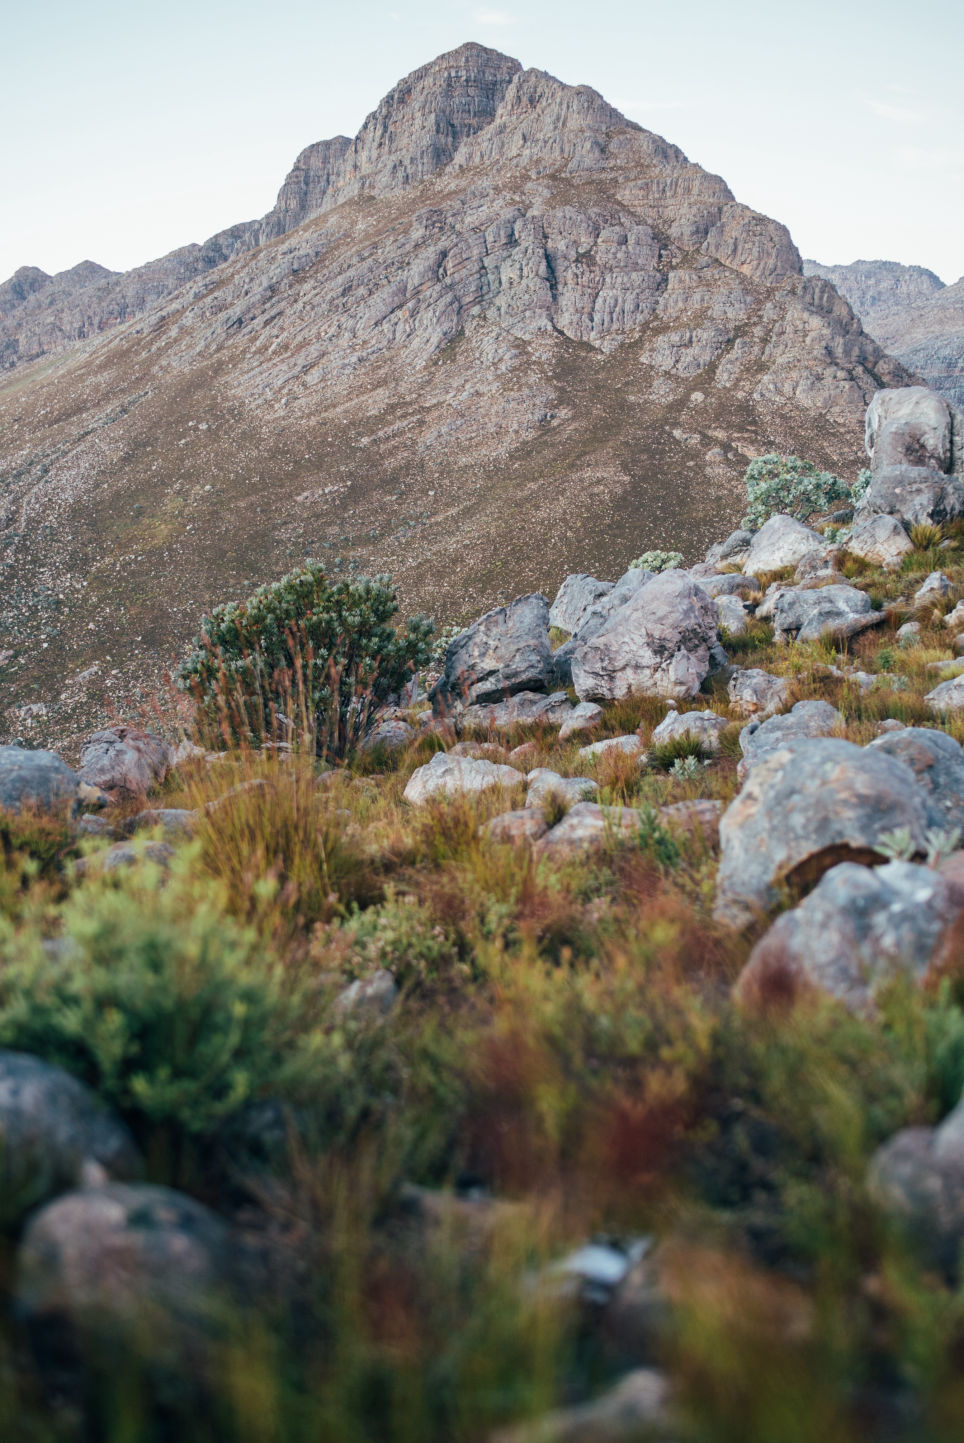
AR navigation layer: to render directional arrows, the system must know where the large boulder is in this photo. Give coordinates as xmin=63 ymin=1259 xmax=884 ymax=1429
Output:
xmin=0 ymin=746 xmax=106 ymax=816
xmin=566 ymin=568 xmax=655 ymax=647
xmin=742 ymin=515 xmax=831 ymax=575
xmin=77 ymin=726 xmax=171 ymax=802
xmin=737 ymin=860 xmax=964 ymax=1013
xmin=461 ymin=691 xmax=573 ymax=731
xmin=866 ymin=386 xmax=953 ymax=474
xmin=856 ymin=465 xmax=964 ymax=529
xmin=845 ymin=513 xmax=913 ymax=571
xmin=403 ymin=752 xmax=524 ymax=804
xmin=771 ymin=584 xmax=884 ymax=643
xmin=570 ymin=571 xmax=720 ymax=702
xmin=926 ymin=673 xmax=964 ymax=714
xmin=0 ymin=1051 xmax=140 ymax=1227
xmin=714 ymin=737 xmax=937 ymax=928
xmin=526 ymin=769 xmax=598 ymax=810
xmin=651 ymin=707 xmax=728 ymax=753
xmin=431 ymin=594 xmax=552 ymax=713
xmin=727 ymin=668 xmax=791 ymax=720
xmin=705 ymin=528 xmax=753 ymax=566
xmin=867 ymin=727 xmax=964 ymax=832
xmin=549 ymin=574 xmax=614 ymax=635
xmin=869 ymin=1094 xmax=964 ymax=1276
xmin=537 ymin=802 xmax=642 ymax=857
xmin=737 ymin=699 xmax=843 ymax=780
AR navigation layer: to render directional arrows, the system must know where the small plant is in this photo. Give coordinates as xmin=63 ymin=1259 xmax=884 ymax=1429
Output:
xmin=877 ymin=647 xmax=895 ymax=673
xmin=670 ymin=755 xmax=708 ymax=780
xmin=742 ymin=455 xmax=858 ymax=529
xmin=629 ymin=550 xmax=684 ymax=572
xmin=635 ymin=805 xmax=682 ymax=867
xmin=430 ymin=621 xmax=464 ymax=668
xmin=851 ymin=468 xmax=873 ymax=504
xmin=876 ymin=826 xmax=916 ymax=862
xmin=648 ymin=732 xmax=707 ymax=771
xmin=910 ymin=522 xmax=943 ymax=552
xmin=925 ymin=827 xmax=962 ymax=867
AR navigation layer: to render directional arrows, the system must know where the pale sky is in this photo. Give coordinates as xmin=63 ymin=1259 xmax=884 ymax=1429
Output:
xmin=2 ymin=0 xmax=962 ymax=285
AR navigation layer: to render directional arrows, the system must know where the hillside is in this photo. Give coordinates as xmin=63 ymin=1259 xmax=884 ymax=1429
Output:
xmin=0 ymin=42 xmax=911 ymax=747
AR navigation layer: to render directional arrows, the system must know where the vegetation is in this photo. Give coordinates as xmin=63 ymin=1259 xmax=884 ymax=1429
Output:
xmin=742 ymin=453 xmax=862 ymax=528
xmin=629 ymin=548 xmax=684 ymax=572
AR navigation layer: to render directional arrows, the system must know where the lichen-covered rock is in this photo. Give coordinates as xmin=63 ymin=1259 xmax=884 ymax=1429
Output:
xmin=577 ymin=735 xmax=645 ymax=760
xmin=461 ymin=690 xmax=573 ymax=730
xmin=926 ymin=673 xmax=964 ymax=713
xmin=431 ymin=594 xmax=552 ymax=712
xmin=737 ymin=860 xmax=964 ymax=1013
xmin=727 ymin=668 xmax=791 ymax=719
xmin=557 ymin=701 xmax=604 ymax=740
xmin=867 ymin=727 xmax=964 ymax=831
xmin=525 ymin=768 xmax=598 ymax=810
xmin=698 ymin=572 xmax=761 ymax=600
xmin=742 ymin=514 xmax=831 ymax=575
xmin=771 ymin=584 xmax=883 ymax=643
xmin=570 ymin=571 xmax=720 ymax=702
xmin=865 ymin=386 xmax=954 ymax=474
xmin=77 ymin=726 xmax=171 ymax=801
xmin=715 ymin=592 xmax=747 ymax=635
xmin=0 ymin=746 xmax=106 ymax=816
xmin=915 ymin=570 xmax=953 ymax=607
xmin=869 ymin=1093 xmax=964 ymax=1275
xmin=548 ymin=574 xmax=614 ymax=634
xmin=715 ymin=737 xmax=936 ymax=928
xmin=403 ymin=751 xmax=524 ymax=803
xmin=485 ymin=808 xmax=551 ymax=844
xmin=651 ymin=707 xmax=728 ymax=753
xmin=737 ymin=699 xmax=843 ymax=780
xmin=537 ymin=802 xmax=642 ymax=857
xmin=857 ymin=465 xmax=964 ymax=529
xmin=0 ymin=1052 xmax=140 ymax=1227
xmin=845 ymin=513 xmax=913 ymax=570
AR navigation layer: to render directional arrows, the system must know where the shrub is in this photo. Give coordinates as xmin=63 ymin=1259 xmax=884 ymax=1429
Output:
xmin=742 ymin=455 xmax=855 ymax=529
xmin=629 ymin=549 xmax=684 ymax=572
xmin=177 ymin=564 xmax=433 ymax=759
xmin=910 ymin=521 xmax=942 ymax=552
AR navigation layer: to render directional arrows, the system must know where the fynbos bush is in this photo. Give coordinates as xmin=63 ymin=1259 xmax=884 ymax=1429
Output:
xmin=629 ymin=549 xmax=684 ymax=572
xmin=177 ymin=564 xmax=433 ymax=759
xmin=742 ymin=454 xmax=856 ymax=529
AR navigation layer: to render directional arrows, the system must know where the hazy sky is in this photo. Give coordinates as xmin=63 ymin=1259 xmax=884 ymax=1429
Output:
xmin=2 ymin=0 xmax=962 ymax=284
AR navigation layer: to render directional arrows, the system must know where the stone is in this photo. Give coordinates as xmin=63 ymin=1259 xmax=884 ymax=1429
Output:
xmin=896 ymin=620 xmax=921 ymax=640
xmin=741 ymin=514 xmax=831 ymax=575
xmin=869 ymin=1093 xmax=964 ymax=1275
xmin=577 ymin=735 xmax=645 ymax=761
xmin=866 ymin=727 xmax=964 ymax=832
xmin=737 ymin=860 xmax=964 ymax=1013
xmin=0 ymin=746 xmax=107 ymax=817
xmin=74 ymin=814 xmax=124 ymax=840
xmin=658 ymin=798 xmax=723 ymax=846
xmin=507 ymin=741 xmax=539 ymax=764
xmin=650 ymin=707 xmax=728 ymax=753
xmin=0 ymin=1051 xmax=140 ymax=1227
xmin=927 ymin=673 xmax=964 ymax=713
xmin=727 ymin=668 xmax=791 ymax=720
xmin=698 ymin=572 xmax=761 ymax=600
xmin=944 ymin=601 xmax=964 ymax=630
xmin=857 ymin=465 xmax=964 ymax=529
xmin=705 ymin=529 xmax=754 ymax=566
xmin=794 ymin=545 xmax=844 ymax=582
xmin=450 ymin=740 xmax=508 ymax=759
xmin=431 ymin=594 xmax=552 ymax=713
xmin=335 ymin=969 xmax=398 ymax=1020
xmin=538 ymin=802 xmax=642 ymax=857
xmin=570 ymin=570 xmax=720 ymax=702
xmin=77 ymin=726 xmax=171 ymax=801
xmin=737 ymin=699 xmax=843 ymax=780
xmin=360 ymin=718 xmax=416 ymax=753
xmin=845 ymin=513 xmax=913 ymax=570
xmin=557 ymin=701 xmax=604 ymax=740
xmin=525 ymin=768 xmax=598 ymax=810
xmin=877 ymin=718 xmax=906 ymax=734
xmin=567 ymin=568 xmax=655 ymax=647
xmin=715 ymin=592 xmax=747 ymax=635
xmin=549 ymin=573 xmax=614 ymax=634
xmin=771 ymin=584 xmax=884 ymax=643
xmin=915 ymin=571 xmax=953 ymax=606
xmin=865 ymin=386 xmax=954 ymax=474
xmin=485 ymin=808 xmax=550 ymax=844
xmin=96 ymin=840 xmax=176 ymax=874
xmin=491 ymin=1368 xmax=672 ymax=1443
xmin=403 ymin=751 xmax=524 ymax=803
xmin=124 ymin=808 xmax=200 ymax=841
xmin=714 ymin=737 xmax=936 ymax=928
xmin=461 ymin=690 xmax=573 ymax=730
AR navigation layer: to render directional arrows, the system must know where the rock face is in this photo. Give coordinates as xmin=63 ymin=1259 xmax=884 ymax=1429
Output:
xmin=77 ymin=726 xmax=171 ymax=801
xmin=431 ymin=594 xmax=552 ymax=712
xmin=549 ymin=574 xmax=614 ymax=634
xmin=854 ymin=385 xmax=964 ymax=530
xmin=715 ymin=737 xmax=936 ymax=927
xmin=737 ymin=860 xmax=964 ymax=1013
xmin=0 ymin=42 xmax=912 ymax=748
xmin=570 ymin=571 xmax=720 ymax=701
xmin=0 ymin=746 xmax=106 ymax=815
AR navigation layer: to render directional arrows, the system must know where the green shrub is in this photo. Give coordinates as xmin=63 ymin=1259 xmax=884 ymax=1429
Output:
xmin=742 ymin=455 xmax=856 ymax=529
xmin=177 ymin=564 xmax=433 ymax=759
xmin=629 ymin=549 xmax=684 ymax=572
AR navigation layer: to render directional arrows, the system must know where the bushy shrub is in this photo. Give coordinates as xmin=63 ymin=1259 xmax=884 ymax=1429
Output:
xmin=629 ymin=549 xmax=684 ymax=572
xmin=177 ymin=564 xmax=433 ymax=759
xmin=742 ymin=455 xmax=855 ymax=529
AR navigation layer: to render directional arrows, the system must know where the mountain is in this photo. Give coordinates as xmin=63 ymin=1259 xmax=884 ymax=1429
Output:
xmin=0 ymin=42 xmax=912 ymax=747
xmin=804 ymin=259 xmax=964 ymax=409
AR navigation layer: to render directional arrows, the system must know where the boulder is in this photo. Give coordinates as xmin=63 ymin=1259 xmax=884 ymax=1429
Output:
xmin=944 ymin=601 xmax=964 ymax=630
xmin=727 ymin=668 xmax=791 ymax=720
xmin=698 ymin=572 xmax=761 ymax=600
xmin=867 ymin=727 xmax=964 ymax=832
xmin=0 ymin=746 xmax=107 ymax=817
xmin=651 ymin=707 xmax=728 ymax=753
xmin=461 ymin=690 xmax=573 ymax=730
xmin=926 ymin=673 xmax=964 ymax=714
xmin=491 ymin=1368 xmax=672 ymax=1443
xmin=0 ymin=1051 xmax=140 ymax=1227
xmin=95 ymin=840 xmax=176 ymax=874
xmin=360 ymin=718 xmax=416 ymax=754
xmin=570 ymin=571 xmax=720 ymax=702
xmin=578 ymin=735 xmax=645 ymax=761
xmin=334 ymin=970 xmax=398 ymax=1021
xmin=485 ymin=809 xmax=550 ymax=845
xmin=869 ymin=1093 xmax=964 ymax=1275
xmin=526 ymin=768 xmax=598 ymax=810
xmin=866 ymin=386 xmax=953 ymax=474
xmin=549 ymin=574 xmax=614 ymax=634
xmin=741 ymin=514 xmax=830 ymax=574
xmin=714 ymin=737 xmax=936 ymax=928
xmin=658 ymin=799 xmax=723 ymax=847
xmin=124 ymin=808 xmax=200 ymax=841
xmin=897 ymin=620 xmax=921 ymax=641
xmin=77 ymin=726 xmax=171 ymax=802
xmin=715 ymin=593 xmax=747 ymax=635
xmin=915 ymin=571 xmax=953 ymax=607
xmin=737 ymin=860 xmax=964 ymax=1014
xmin=771 ymin=584 xmax=884 ymax=643
xmin=567 ymin=567 xmax=655 ymax=647
xmin=558 ymin=701 xmax=604 ymax=741
xmin=430 ymin=593 xmax=553 ymax=713
xmin=794 ymin=546 xmax=844 ymax=582
xmin=403 ymin=752 xmax=524 ymax=804
xmin=856 ymin=465 xmax=964 ymax=529
xmin=845 ymin=514 xmax=913 ymax=570
xmin=737 ymin=699 xmax=843 ymax=780
xmin=705 ymin=529 xmax=753 ymax=566
xmin=538 ymin=802 xmax=642 ymax=857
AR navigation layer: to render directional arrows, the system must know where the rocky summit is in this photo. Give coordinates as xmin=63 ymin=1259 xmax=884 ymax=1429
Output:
xmin=0 ymin=41 xmax=912 ymax=746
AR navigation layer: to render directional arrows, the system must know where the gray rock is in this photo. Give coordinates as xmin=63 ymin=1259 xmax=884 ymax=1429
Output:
xmin=77 ymin=726 xmax=171 ymax=801
xmin=866 ymin=386 xmax=954 ymax=474
xmin=538 ymin=802 xmax=642 ymax=857
xmin=926 ymin=672 xmax=964 ymax=713
xmin=578 ymin=735 xmax=645 ymax=760
xmin=867 ymin=727 xmax=964 ymax=831
xmin=658 ymin=798 xmax=723 ymax=846
xmin=431 ymin=594 xmax=552 ymax=712
xmin=461 ymin=690 xmax=573 ymax=730
xmin=705 ymin=529 xmax=754 ymax=566
xmin=944 ymin=601 xmax=964 ymax=630
xmin=737 ymin=860 xmax=964 ymax=1013
xmin=771 ymin=584 xmax=884 ymax=643
xmin=568 ymin=567 xmax=655 ymax=647
xmin=715 ymin=737 xmax=936 ymax=927
xmin=738 ymin=699 xmax=843 ymax=780
xmin=0 ymin=746 xmax=107 ymax=817
xmin=742 ymin=514 xmax=830 ymax=574
xmin=727 ymin=667 xmax=791 ymax=719
xmin=845 ymin=513 xmax=913 ymax=570
xmin=571 ymin=570 xmax=720 ymax=702
xmin=74 ymin=814 xmax=124 ymax=840
xmin=869 ymin=1092 xmax=964 ymax=1274
xmin=360 ymin=718 xmax=416 ymax=754
xmin=485 ymin=808 xmax=550 ymax=845
xmin=96 ymin=840 xmax=176 ymax=873
xmin=651 ymin=707 xmax=728 ymax=753
xmin=335 ymin=969 xmax=398 ymax=1020
xmin=403 ymin=751 xmax=524 ymax=804
xmin=915 ymin=571 xmax=953 ymax=607
xmin=124 ymin=808 xmax=200 ymax=841
xmin=897 ymin=620 xmax=922 ymax=641
xmin=794 ymin=545 xmax=844 ymax=582
xmin=549 ymin=574 xmax=614 ymax=634
xmin=0 ymin=1051 xmax=140 ymax=1227
xmin=715 ymin=592 xmax=747 ymax=635
xmin=698 ymin=571 xmax=761 ymax=600
xmin=525 ymin=768 xmax=598 ymax=810
xmin=857 ymin=465 xmax=964 ymax=529
xmin=491 ymin=1368 xmax=672 ymax=1443
xmin=557 ymin=701 xmax=604 ymax=740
